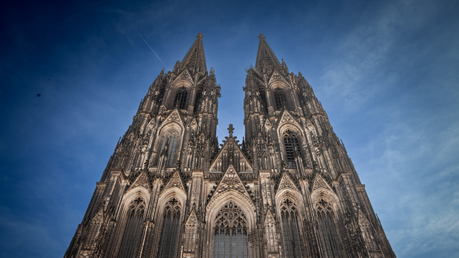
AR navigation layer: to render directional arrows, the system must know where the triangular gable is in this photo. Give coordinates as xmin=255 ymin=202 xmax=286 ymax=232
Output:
xmin=129 ymin=171 xmax=150 ymax=191
xmin=312 ymin=173 xmax=333 ymax=193
xmin=268 ymin=69 xmax=290 ymax=87
xmin=278 ymin=110 xmax=302 ymax=130
xmin=277 ymin=172 xmax=300 ymax=193
xmin=164 ymin=171 xmax=185 ymax=192
xmin=264 ymin=119 xmax=273 ymax=131
xmin=209 ymin=137 xmax=253 ymax=172
xmin=265 ymin=209 xmax=275 ymax=224
xmin=185 ymin=210 xmax=198 ymax=227
xmin=172 ymin=68 xmax=194 ymax=85
xmin=162 ymin=109 xmax=184 ymax=127
xmin=212 ymin=164 xmax=252 ymax=200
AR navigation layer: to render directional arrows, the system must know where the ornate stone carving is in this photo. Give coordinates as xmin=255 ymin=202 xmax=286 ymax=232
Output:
xmin=277 ymin=172 xmax=299 ymax=193
xmin=312 ymin=173 xmax=333 ymax=193
xmin=164 ymin=170 xmax=185 ymax=192
xmin=128 ymin=171 xmax=149 ymax=191
xmin=216 ymin=166 xmax=248 ymax=195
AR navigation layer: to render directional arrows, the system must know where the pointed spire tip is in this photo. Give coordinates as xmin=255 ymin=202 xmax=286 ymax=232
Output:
xmin=197 ymin=32 xmax=204 ymax=39
xmin=258 ymin=33 xmax=266 ymax=40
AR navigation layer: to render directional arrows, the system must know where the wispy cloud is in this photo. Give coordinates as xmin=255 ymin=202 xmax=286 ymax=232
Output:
xmin=318 ymin=0 xmax=441 ymax=114
xmin=357 ymin=109 xmax=459 ymax=257
xmin=135 ymin=29 xmax=168 ymax=69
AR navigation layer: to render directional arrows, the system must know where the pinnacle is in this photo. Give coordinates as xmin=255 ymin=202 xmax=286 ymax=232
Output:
xmin=257 ymin=33 xmax=266 ymax=40
xmin=255 ymin=33 xmax=282 ymax=72
xmin=227 ymin=124 xmax=234 ymax=137
xmin=180 ymin=33 xmax=207 ymax=73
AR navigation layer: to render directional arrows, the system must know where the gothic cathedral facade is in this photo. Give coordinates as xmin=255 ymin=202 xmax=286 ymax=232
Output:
xmin=65 ymin=33 xmax=396 ymax=258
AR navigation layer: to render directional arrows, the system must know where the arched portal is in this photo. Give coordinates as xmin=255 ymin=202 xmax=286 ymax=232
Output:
xmin=213 ymin=201 xmax=248 ymax=258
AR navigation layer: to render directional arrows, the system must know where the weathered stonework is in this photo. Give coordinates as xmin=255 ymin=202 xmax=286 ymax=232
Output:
xmin=65 ymin=33 xmax=396 ymax=258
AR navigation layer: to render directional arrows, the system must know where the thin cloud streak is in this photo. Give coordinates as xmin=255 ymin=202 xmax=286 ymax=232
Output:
xmin=135 ymin=29 xmax=168 ymax=69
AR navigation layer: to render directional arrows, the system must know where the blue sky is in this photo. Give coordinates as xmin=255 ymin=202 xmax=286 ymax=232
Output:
xmin=1 ymin=0 xmax=458 ymax=257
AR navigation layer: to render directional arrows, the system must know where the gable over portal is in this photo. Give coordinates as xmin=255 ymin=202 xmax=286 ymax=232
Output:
xmin=209 ymin=136 xmax=253 ymax=173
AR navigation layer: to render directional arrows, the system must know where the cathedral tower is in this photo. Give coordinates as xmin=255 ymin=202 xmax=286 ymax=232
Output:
xmin=65 ymin=33 xmax=395 ymax=258
xmin=241 ymin=34 xmax=395 ymax=258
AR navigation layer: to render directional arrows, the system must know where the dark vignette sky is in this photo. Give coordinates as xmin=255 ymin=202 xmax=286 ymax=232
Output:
xmin=1 ymin=0 xmax=458 ymax=257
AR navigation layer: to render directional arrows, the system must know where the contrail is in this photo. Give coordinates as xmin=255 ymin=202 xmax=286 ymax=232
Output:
xmin=217 ymin=125 xmax=226 ymax=137
xmin=135 ymin=29 xmax=168 ymax=69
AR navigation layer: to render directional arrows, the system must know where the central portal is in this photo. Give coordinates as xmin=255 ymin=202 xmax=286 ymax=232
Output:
xmin=213 ymin=202 xmax=248 ymax=258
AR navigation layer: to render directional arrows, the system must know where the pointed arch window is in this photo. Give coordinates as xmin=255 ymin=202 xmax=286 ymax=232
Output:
xmin=158 ymin=198 xmax=181 ymax=258
xmin=283 ymin=130 xmax=302 ymax=168
xmin=194 ymin=89 xmax=203 ymax=112
xmin=274 ymin=90 xmax=287 ymax=111
xmin=317 ymin=199 xmax=343 ymax=258
xmin=118 ymin=197 xmax=145 ymax=258
xmin=160 ymin=129 xmax=180 ymax=167
xmin=213 ymin=202 xmax=248 ymax=258
xmin=175 ymin=87 xmax=188 ymax=109
xmin=280 ymin=199 xmax=303 ymax=258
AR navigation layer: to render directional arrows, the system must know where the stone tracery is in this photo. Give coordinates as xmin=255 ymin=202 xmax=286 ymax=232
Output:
xmin=158 ymin=198 xmax=181 ymax=258
xmin=118 ymin=197 xmax=145 ymax=258
xmin=279 ymin=198 xmax=303 ymax=258
xmin=213 ymin=201 xmax=248 ymax=258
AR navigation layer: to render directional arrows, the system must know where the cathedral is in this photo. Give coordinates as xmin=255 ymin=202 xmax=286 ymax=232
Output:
xmin=65 ymin=33 xmax=396 ymax=258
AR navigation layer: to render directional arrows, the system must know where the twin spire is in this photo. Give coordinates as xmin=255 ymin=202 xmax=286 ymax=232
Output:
xmin=180 ymin=33 xmax=207 ymax=73
xmin=179 ymin=33 xmax=283 ymax=75
xmin=255 ymin=33 xmax=284 ymax=72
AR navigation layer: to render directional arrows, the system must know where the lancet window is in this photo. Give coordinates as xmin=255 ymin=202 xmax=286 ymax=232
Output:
xmin=317 ymin=199 xmax=343 ymax=258
xmin=118 ymin=197 xmax=145 ymax=258
xmin=160 ymin=129 xmax=180 ymax=167
xmin=274 ymin=90 xmax=287 ymax=110
xmin=283 ymin=130 xmax=302 ymax=168
xmin=213 ymin=202 xmax=248 ymax=258
xmin=194 ymin=89 xmax=202 ymax=112
xmin=280 ymin=199 xmax=303 ymax=258
xmin=158 ymin=198 xmax=181 ymax=258
xmin=174 ymin=87 xmax=188 ymax=109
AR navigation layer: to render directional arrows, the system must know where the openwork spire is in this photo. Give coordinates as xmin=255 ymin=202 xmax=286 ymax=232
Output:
xmin=255 ymin=33 xmax=282 ymax=72
xmin=180 ymin=32 xmax=207 ymax=73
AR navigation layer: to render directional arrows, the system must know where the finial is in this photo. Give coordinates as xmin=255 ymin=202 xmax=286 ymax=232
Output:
xmin=227 ymin=124 xmax=234 ymax=137
xmin=258 ymin=33 xmax=266 ymax=40
xmin=196 ymin=32 xmax=204 ymax=39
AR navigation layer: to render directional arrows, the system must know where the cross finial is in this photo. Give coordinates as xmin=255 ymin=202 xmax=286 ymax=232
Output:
xmin=228 ymin=124 xmax=234 ymax=137
xmin=319 ymin=199 xmax=328 ymax=207
xmin=170 ymin=198 xmax=178 ymax=205
xmin=196 ymin=32 xmax=204 ymax=39
xmin=258 ymin=33 xmax=266 ymax=40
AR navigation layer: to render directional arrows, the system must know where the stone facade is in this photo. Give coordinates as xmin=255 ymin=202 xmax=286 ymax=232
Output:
xmin=65 ymin=33 xmax=396 ymax=258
